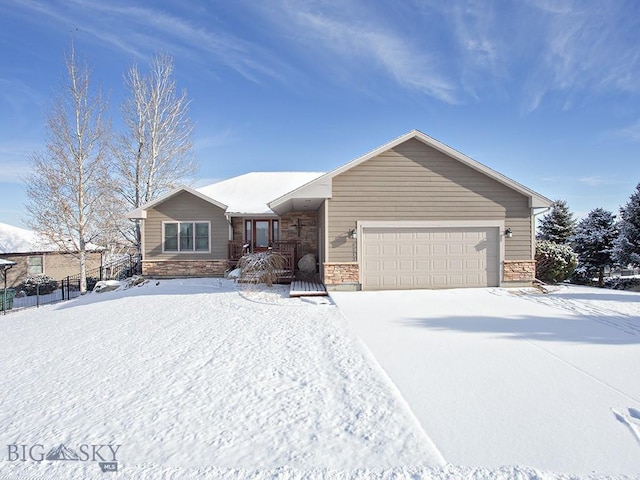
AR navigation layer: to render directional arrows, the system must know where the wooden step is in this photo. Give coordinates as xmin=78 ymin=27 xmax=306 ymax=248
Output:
xmin=290 ymin=280 xmax=328 ymax=297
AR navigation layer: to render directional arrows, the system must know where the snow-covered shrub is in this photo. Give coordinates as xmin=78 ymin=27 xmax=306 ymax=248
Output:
xmin=603 ymin=277 xmax=640 ymax=290
xmin=535 ymin=240 xmax=577 ymax=283
xmin=86 ymin=276 xmax=100 ymax=291
xmin=125 ymin=275 xmax=147 ymax=288
xmin=237 ymin=252 xmax=286 ymax=287
xmin=17 ymin=274 xmax=58 ymax=296
xmin=569 ymin=265 xmax=593 ymax=285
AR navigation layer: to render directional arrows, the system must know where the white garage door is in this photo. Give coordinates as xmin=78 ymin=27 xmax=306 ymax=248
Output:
xmin=361 ymin=226 xmax=499 ymax=290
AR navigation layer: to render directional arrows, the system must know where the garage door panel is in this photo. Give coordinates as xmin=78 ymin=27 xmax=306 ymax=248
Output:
xmin=399 ymin=275 xmax=416 ymax=286
xmin=431 ymin=274 xmax=448 ymax=286
xmin=465 ymin=258 xmax=481 ymax=269
xmin=362 ymin=226 xmax=499 ymax=290
xmin=465 ymin=274 xmax=481 ymax=284
xmin=415 ymin=259 xmax=430 ymax=269
xmin=364 ymin=244 xmax=381 ymax=256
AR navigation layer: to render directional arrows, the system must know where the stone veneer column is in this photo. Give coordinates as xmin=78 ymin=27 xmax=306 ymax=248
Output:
xmin=323 ymin=262 xmax=360 ymax=290
xmin=503 ymin=260 xmax=536 ymax=284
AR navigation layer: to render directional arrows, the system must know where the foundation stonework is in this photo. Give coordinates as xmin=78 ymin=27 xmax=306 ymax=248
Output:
xmin=503 ymin=260 xmax=536 ymax=283
xmin=142 ymin=260 xmax=228 ymax=277
xmin=324 ymin=262 xmax=359 ymax=289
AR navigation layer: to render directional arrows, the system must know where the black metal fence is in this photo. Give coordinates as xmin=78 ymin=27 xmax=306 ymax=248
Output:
xmin=2 ymin=254 xmax=141 ymax=315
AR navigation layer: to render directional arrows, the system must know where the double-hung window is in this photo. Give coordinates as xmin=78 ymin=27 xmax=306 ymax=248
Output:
xmin=163 ymin=222 xmax=210 ymax=253
xmin=28 ymin=255 xmax=44 ymax=274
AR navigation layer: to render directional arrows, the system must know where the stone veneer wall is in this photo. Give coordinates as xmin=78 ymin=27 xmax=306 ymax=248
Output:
xmin=324 ymin=262 xmax=359 ymax=288
xmin=503 ymin=260 xmax=536 ymax=283
xmin=231 ymin=218 xmax=243 ymax=242
xmin=230 ymin=212 xmax=318 ymax=257
xmin=142 ymin=260 xmax=228 ymax=277
xmin=280 ymin=211 xmax=318 ymax=257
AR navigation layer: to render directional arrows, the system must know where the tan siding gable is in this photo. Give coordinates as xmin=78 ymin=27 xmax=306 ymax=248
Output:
xmin=144 ymin=191 xmax=228 ymax=260
xmin=328 ymin=138 xmax=531 ymax=262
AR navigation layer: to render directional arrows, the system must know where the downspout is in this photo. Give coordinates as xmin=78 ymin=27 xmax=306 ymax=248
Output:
xmin=532 ymin=207 xmax=551 ymax=258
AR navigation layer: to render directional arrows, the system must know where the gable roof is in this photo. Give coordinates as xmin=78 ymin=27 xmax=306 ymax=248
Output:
xmin=127 ymin=186 xmax=229 ymax=219
xmin=128 ymin=130 xmax=551 ymax=219
xmin=197 ymin=172 xmax=325 ymax=215
xmin=128 ymin=173 xmax=325 ymax=218
xmin=269 ymin=129 xmax=553 ymax=212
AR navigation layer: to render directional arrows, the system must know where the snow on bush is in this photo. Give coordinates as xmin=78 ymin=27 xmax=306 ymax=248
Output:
xmin=237 ymin=251 xmax=286 ymax=286
xmin=535 ymin=240 xmax=577 ymax=283
xmin=17 ymin=274 xmax=58 ymax=296
xmin=603 ymin=276 xmax=640 ymax=290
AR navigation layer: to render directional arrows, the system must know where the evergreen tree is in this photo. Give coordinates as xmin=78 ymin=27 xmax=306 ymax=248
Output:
xmin=538 ymin=199 xmax=576 ymax=244
xmin=535 ymin=240 xmax=577 ymax=283
xmin=615 ymin=183 xmax=640 ymax=267
xmin=572 ymin=208 xmax=618 ymax=286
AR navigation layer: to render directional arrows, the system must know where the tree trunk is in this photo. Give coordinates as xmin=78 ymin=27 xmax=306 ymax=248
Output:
xmin=79 ymin=240 xmax=87 ymax=294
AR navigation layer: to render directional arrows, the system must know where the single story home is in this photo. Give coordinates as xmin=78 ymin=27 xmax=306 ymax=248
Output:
xmin=128 ymin=130 xmax=552 ymax=290
xmin=0 ymin=223 xmax=104 ymax=288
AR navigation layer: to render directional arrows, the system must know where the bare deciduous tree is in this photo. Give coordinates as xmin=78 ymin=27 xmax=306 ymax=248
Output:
xmin=113 ymin=53 xmax=197 ymax=249
xmin=25 ymin=44 xmax=112 ymax=293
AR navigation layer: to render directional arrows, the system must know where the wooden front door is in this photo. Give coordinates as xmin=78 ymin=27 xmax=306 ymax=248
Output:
xmin=245 ymin=219 xmax=279 ymax=251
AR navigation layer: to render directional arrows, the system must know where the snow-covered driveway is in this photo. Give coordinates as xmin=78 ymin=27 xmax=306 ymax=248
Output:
xmin=0 ymin=279 xmax=443 ymax=478
xmin=331 ymin=286 xmax=640 ymax=476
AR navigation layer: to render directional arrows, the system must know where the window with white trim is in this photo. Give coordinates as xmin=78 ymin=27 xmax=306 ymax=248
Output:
xmin=28 ymin=255 xmax=44 ymax=274
xmin=163 ymin=222 xmax=210 ymax=252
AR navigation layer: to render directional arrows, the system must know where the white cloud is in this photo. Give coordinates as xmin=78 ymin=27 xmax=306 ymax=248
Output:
xmin=578 ymin=176 xmax=620 ymax=187
xmin=250 ymin=0 xmax=458 ymax=103
xmin=6 ymin=0 xmax=288 ymax=84
xmin=605 ymin=120 xmax=640 ymax=143
xmin=524 ymin=1 xmax=640 ymax=109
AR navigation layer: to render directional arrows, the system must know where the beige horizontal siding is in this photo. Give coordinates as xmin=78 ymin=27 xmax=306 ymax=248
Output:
xmin=144 ymin=191 xmax=228 ymax=260
xmin=328 ymin=138 xmax=532 ymax=262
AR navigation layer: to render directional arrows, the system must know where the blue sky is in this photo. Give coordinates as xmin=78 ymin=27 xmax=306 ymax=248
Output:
xmin=1 ymin=0 xmax=639 ymax=228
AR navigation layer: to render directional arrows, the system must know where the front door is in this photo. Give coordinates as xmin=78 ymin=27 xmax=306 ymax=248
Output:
xmin=245 ymin=219 xmax=280 ymax=251
xmin=254 ymin=220 xmax=270 ymax=250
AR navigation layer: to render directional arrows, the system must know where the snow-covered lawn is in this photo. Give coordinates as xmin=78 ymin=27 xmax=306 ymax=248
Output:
xmin=332 ymin=285 xmax=640 ymax=477
xmin=0 ymin=279 xmax=443 ymax=479
xmin=2 ymin=280 xmax=639 ymax=479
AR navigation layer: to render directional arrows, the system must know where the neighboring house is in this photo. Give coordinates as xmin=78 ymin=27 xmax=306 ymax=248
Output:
xmin=0 ymin=223 xmax=104 ymax=288
xmin=128 ymin=130 xmax=552 ymax=290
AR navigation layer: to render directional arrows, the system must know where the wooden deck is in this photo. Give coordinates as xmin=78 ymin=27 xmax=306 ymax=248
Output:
xmin=290 ymin=280 xmax=328 ymax=297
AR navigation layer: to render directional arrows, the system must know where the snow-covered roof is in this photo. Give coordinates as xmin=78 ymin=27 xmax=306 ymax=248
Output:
xmin=0 ymin=222 xmax=103 ymax=254
xmin=0 ymin=258 xmax=16 ymax=267
xmin=0 ymin=223 xmax=54 ymax=254
xmin=196 ymin=172 xmax=325 ymax=215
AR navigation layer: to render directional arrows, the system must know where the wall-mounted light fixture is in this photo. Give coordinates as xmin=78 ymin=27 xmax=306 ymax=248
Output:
xmin=348 ymin=228 xmax=357 ymax=239
xmin=504 ymin=228 xmax=513 ymax=238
